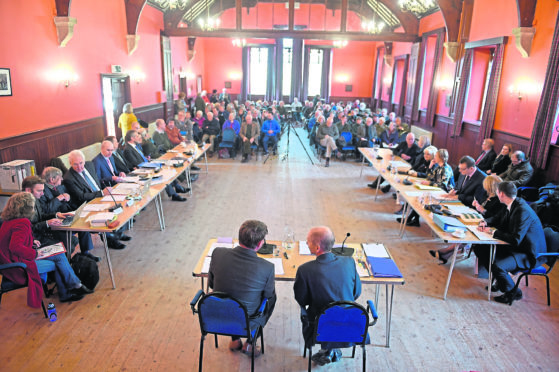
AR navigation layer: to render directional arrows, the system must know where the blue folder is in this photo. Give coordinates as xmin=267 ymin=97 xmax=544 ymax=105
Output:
xmin=367 ymin=256 xmax=403 ymax=278
xmin=138 ymin=162 xmax=161 ymax=169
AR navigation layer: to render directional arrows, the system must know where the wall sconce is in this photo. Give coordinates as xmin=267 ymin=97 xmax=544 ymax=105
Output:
xmin=180 ymin=71 xmax=196 ymax=80
xmin=229 ymin=72 xmax=242 ymax=80
xmin=128 ymin=68 xmax=146 ymax=84
xmin=52 ymin=68 xmax=79 ymax=87
xmin=382 ymin=77 xmax=392 ymax=86
xmin=336 ymin=74 xmax=349 ymax=83
xmin=508 ymin=79 xmax=540 ymax=100
xmin=333 ymin=40 xmax=348 ymax=48
xmin=232 ymin=38 xmax=246 ymax=47
xmin=436 ymin=76 xmax=454 ymax=92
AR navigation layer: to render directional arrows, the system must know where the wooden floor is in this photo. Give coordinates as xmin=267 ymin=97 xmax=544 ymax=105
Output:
xmin=1 ymin=129 xmax=559 ymax=372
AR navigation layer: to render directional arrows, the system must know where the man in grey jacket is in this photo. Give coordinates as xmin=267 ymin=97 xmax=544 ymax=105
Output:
xmin=499 ymin=151 xmax=533 ymax=187
xmin=316 ymin=117 xmax=340 ymax=167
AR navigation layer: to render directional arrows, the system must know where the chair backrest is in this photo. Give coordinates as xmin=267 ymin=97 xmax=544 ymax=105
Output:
xmin=222 ymin=128 xmax=236 ymax=142
xmin=544 ymin=226 xmax=559 ymax=268
xmin=198 ymin=292 xmax=250 ymax=337
xmin=341 ymin=131 xmax=353 ymax=143
xmin=314 ymin=301 xmax=369 ymax=344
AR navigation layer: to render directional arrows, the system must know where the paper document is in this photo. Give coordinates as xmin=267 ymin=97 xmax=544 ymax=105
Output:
xmin=445 ymin=204 xmax=474 ymax=214
xmin=263 ymin=258 xmax=285 ymax=275
xmin=201 ymin=257 xmax=212 ymax=274
xmin=390 ymin=161 xmax=411 ymax=169
xmin=119 ymin=176 xmax=140 ymax=183
xmin=362 ymin=243 xmax=389 ymax=258
xmin=112 ymin=184 xmax=140 ymax=195
xmin=83 ymin=203 xmax=111 ymax=212
xmin=208 ymin=243 xmax=234 ymax=256
xmin=405 ymin=191 xmax=447 ymax=197
xmin=101 ymin=195 xmax=126 ymax=202
xmin=415 ymin=184 xmax=442 ymax=191
xmin=36 ymin=242 xmax=66 ymax=260
xmin=466 ymin=225 xmax=497 ymax=241
xmin=299 ymin=241 xmax=311 ymax=255
xmin=217 ymin=237 xmax=233 ymax=243
xmin=355 ymin=259 xmax=371 ymax=277
xmin=86 ymin=212 xmax=116 ymax=222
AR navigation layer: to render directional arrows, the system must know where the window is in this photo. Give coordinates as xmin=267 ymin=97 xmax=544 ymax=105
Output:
xmin=478 ymin=55 xmax=493 ymax=120
xmin=464 ymin=48 xmax=494 ymax=122
xmin=282 ymin=38 xmax=293 ymax=97
xmin=249 ymin=47 xmax=268 ymax=95
xmin=307 ymin=48 xmax=323 ymax=97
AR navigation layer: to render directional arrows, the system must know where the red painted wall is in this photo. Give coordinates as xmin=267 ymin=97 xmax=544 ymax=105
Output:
xmin=0 ymin=0 xmax=166 ymax=139
xmin=331 ymin=41 xmax=376 ymax=97
xmin=419 ymin=11 xmax=445 ymax=35
xmin=202 ymin=38 xmax=243 ymax=97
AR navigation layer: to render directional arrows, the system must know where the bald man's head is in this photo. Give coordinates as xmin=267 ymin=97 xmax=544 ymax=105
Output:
xmin=307 ymin=226 xmax=335 ymax=255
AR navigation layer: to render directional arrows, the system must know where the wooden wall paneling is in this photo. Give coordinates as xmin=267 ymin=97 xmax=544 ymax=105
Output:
xmin=329 ymin=96 xmax=372 ymax=104
xmin=405 ymin=43 xmax=420 ymax=123
xmin=134 ymin=103 xmax=166 ymax=123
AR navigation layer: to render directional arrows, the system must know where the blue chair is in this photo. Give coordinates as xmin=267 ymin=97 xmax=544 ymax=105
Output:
xmin=218 ymin=128 xmax=237 ymax=158
xmin=302 ymin=300 xmax=378 ymax=372
xmin=0 ymin=261 xmax=55 ymax=318
xmin=190 ymin=290 xmax=267 ymax=372
xmin=339 ymin=132 xmax=356 ymax=160
xmin=518 ymin=185 xmax=557 ymax=204
xmin=511 ymin=226 xmax=559 ymax=306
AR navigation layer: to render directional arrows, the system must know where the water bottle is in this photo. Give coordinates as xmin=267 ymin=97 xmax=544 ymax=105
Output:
xmin=47 ymin=302 xmax=57 ymax=322
xmin=284 ymin=225 xmax=294 ymax=250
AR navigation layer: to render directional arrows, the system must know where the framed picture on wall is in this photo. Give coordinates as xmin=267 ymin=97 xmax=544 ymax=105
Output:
xmin=0 ymin=68 xmax=12 ymax=96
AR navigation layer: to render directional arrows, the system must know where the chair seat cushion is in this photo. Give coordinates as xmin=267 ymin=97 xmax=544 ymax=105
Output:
xmin=530 ymin=266 xmax=547 ymax=274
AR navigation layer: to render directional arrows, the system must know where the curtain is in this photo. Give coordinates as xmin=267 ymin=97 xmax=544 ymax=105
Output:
xmin=291 ymin=39 xmax=304 ymax=101
xmin=425 ymin=29 xmax=445 ymax=127
xmin=241 ymin=46 xmax=250 ymax=102
xmin=452 ymin=49 xmax=473 ymax=137
xmin=321 ymin=48 xmax=332 ymax=102
xmin=528 ymin=11 xmax=559 ymax=169
xmin=477 ymin=43 xmax=505 ymax=144
xmin=274 ymin=39 xmax=283 ymax=102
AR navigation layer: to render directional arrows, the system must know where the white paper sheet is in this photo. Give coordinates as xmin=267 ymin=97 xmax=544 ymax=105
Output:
xmin=299 ymin=241 xmax=311 ymax=255
xmin=201 ymin=257 xmax=212 ymax=274
xmin=85 ymin=212 xmax=116 ymax=222
xmin=466 ymin=225 xmax=497 ymax=241
xmin=362 ymin=243 xmax=389 ymax=258
xmin=83 ymin=203 xmax=111 ymax=212
xmin=263 ymin=258 xmax=285 ymax=275
xmin=207 ymin=243 xmax=234 ymax=256
xmin=101 ymin=195 xmax=126 ymax=202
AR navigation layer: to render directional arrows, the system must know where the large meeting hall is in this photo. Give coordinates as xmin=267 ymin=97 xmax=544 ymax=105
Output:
xmin=1 ymin=0 xmax=559 ymax=371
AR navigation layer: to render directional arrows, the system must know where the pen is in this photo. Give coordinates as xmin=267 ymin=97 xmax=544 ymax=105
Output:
xmin=283 ymin=252 xmax=289 ymax=259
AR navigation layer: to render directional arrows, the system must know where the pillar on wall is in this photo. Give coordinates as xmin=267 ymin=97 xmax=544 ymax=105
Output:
xmin=53 ymin=17 xmax=77 ymax=47
xmin=384 ymin=42 xmax=394 ymax=67
xmin=126 ymin=34 xmax=140 ymax=55
xmin=512 ymin=27 xmax=536 ymax=58
xmin=187 ymin=37 xmax=196 ymax=62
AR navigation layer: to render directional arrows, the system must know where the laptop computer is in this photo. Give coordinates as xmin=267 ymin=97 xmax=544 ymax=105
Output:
xmin=60 ymin=201 xmax=87 ymax=227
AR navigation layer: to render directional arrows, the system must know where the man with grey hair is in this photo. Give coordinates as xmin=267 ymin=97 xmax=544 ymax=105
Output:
xmin=41 ymin=166 xmax=73 ymax=214
xmin=498 ymin=150 xmax=533 ymax=187
xmin=63 ymin=150 xmax=111 ymax=205
xmin=209 ymin=220 xmax=276 ymax=356
xmin=294 ymin=226 xmax=362 ymax=365
xmin=316 ymin=117 xmax=339 ymax=167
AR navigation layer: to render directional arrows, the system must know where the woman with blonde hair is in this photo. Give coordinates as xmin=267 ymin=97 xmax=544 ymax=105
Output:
xmin=117 ymin=102 xmax=137 ymax=139
xmin=488 ymin=143 xmax=513 ymax=175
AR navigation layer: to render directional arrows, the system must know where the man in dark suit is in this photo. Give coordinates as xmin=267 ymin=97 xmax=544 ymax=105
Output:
xmin=474 ymin=182 xmax=546 ymax=305
xmin=208 ymin=220 xmax=276 ymax=357
xmin=122 ymin=130 xmax=188 ymax=202
xmin=93 ymin=140 xmax=126 ymax=187
xmin=63 ymin=150 xmax=127 ymax=250
xmin=293 ymin=226 xmax=362 ymax=366
xmin=105 ymin=136 xmax=132 ymax=174
xmin=475 ymin=138 xmax=497 ymax=173
xmin=449 ymin=155 xmax=487 ymax=207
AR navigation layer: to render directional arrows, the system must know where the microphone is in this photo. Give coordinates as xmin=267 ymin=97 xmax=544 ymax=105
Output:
xmin=332 ymin=232 xmax=354 ymax=257
xmin=101 ymin=180 xmax=123 ymax=214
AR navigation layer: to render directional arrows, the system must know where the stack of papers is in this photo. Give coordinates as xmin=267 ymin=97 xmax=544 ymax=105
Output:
xmin=83 ymin=203 xmax=111 ymax=212
xmin=362 ymin=243 xmax=389 ymax=258
xmin=101 ymin=194 xmax=127 ymax=202
xmin=263 ymin=258 xmax=285 ymax=275
xmin=299 ymin=241 xmax=311 ymax=255
xmin=208 ymin=242 xmax=234 ymax=256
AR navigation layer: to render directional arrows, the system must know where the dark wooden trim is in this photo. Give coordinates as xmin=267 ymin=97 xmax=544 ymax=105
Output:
xmin=438 ymin=0 xmax=463 ymax=43
xmin=465 ymin=36 xmax=508 ymax=49
xmin=134 ymin=103 xmax=166 ymax=123
xmin=340 ymin=0 xmax=348 ymax=32
xmin=420 ymin=27 xmax=446 ymax=38
xmin=55 ymin=0 xmax=71 ymax=16
xmin=516 ymin=0 xmax=537 ymax=28
xmin=125 ymin=0 xmax=147 ymax=35
xmin=235 ymin=0 xmax=242 ymax=31
xmin=288 ymin=0 xmax=295 ymax=31
xmin=329 ymin=96 xmax=371 ymax=103
xmin=377 ymin=0 xmax=419 ymax=35
xmin=165 ymin=28 xmax=420 ymax=42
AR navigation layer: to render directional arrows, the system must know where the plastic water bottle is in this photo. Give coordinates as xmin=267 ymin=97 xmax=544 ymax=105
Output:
xmin=284 ymin=225 xmax=294 ymax=250
xmin=47 ymin=302 xmax=57 ymax=322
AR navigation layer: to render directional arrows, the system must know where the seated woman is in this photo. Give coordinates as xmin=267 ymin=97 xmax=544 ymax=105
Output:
xmin=429 ymin=175 xmax=505 ymax=264
xmin=0 ymin=192 xmax=92 ymax=306
xmin=398 ymin=149 xmax=454 ymax=227
xmin=487 ymin=143 xmax=513 ymax=175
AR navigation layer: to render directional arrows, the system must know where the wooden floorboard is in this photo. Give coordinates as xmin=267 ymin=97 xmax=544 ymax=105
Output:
xmin=1 ymin=129 xmax=558 ymax=371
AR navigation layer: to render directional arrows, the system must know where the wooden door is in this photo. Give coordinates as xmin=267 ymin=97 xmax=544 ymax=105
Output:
xmin=404 ymin=43 xmax=419 ymax=123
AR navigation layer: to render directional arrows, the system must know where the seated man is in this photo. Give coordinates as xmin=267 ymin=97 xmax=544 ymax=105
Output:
xmin=41 ymin=166 xmax=73 ymax=214
xmin=394 ymin=132 xmax=419 ymax=164
xmin=208 ymin=220 xmax=276 ymax=356
xmin=191 ymin=110 xmax=205 ymax=143
xmin=139 ymin=128 xmax=159 ymax=160
xmin=291 ymin=97 xmax=303 ymax=122
xmin=260 ymin=111 xmax=281 ymax=155
xmin=165 ymin=119 xmax=185 ymax=146
xmin=152 ymin=119 xmax=174 ymax=153
xmin=22 ymin=176 xmax=99 ymax=261
xmin=176 ymin=110 xmax=194 ymax=141
xmin=122 ymin=130 xmax=188 ymax=202
xmin=294 ymin=226 xmax=362 ymax=366
xmin=201 ymin=111 xmax=220 ymax=156
xmin=105 ymin=136 xmax=132 ymax=174
xmin=448 ymin=155 xmax=487 ymax=207
xmin=316 ymin=117 xmax=339 ymax=167
xmin=93 ymin=140 xmax=127 ymax=187
xmin=498 ymin=150 xmax=534 ymax=187
xmin=474 ymin=182 xmax=546 ymax=305
xmin=379 ymin=122 xmax=399 ymax=147
xmin=475 ymin=138 xmax=497 ymax=173
xmin=239 ymin=114 xmax=260 ymax=163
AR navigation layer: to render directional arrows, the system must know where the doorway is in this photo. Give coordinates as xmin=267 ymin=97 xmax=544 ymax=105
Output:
xmin=101 ymin=74 xmax=131 ymax=139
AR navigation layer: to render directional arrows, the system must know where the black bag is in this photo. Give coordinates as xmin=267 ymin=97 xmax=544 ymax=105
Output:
xmin=71 ymin=253 xmax=99 ymax=290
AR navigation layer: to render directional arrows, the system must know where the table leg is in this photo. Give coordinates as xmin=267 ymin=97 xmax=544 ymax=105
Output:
xmin=66 ymin=231 xmax=72 ymax=260
xmin=154 ymin=194 xmax=166 ymax=231
xmin=186 ymin=168 xmax=193 ymax=196
xmin=360 ymin=155 xmax=365 ymax=177
xmin=398 ymin=202 xmax=408 ymax=237
xmin=101 ymin=232 xmax=116 ymax=289
xmin=200 ymin=277 xmax=205 ymax=291
xmin=374 ymin=177 xmax=381 ymax=201
xmin=385 ymin=284 xmax=395 ymax=348
xmin=488 ymin=244 xmax=495 ymax=301
xmin=443 ymin=245 xmax=459 ymax=300
xmin=204 ymin=152 xmax=209 ymax=174
xmin=374 ymin=284 xmax=380 ymax=309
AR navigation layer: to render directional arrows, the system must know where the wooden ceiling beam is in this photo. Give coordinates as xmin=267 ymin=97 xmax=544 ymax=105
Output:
xmin=513 ymin=0 xmax=538 ymax=57
xmin=165 ymin=28 xmax=420 ymax=42
xmin=125 ymin=0 xmax=148 ymax=35
xmin=516 ymin=0 xmax=537 ymax=27
xmin=55 ymin=0 xmax=71 ymax=17
xmin=376 ymin=0 xmax=419 ymax=35
xmin=438 ymin=0 xmax=462 ymax=43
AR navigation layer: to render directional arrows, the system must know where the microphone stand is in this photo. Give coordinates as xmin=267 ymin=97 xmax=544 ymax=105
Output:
xmin=102 ymin=181 xmax=123 ymax=214
xmin=332 ymin=232 xmax=354 ymax=256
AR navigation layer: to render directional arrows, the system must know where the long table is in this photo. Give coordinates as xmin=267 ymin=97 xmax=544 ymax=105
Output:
xmin=358 ymin=147 xmax=507 ymax=301
xmin=193 ymin=239 xmax=405 ymax=347
xmin=52 ymin=143 xmax=210 ymax=288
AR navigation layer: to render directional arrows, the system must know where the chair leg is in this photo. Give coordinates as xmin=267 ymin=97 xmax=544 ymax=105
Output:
xmin=303 ymin=344 xmax=306 ymax=358
xmin=525 ymin=275 xmax=529 ymax=286
xmin=362 ymin=345 xmax=366 ymax=372
xmin=199 ymin=336 xmax=205 ymax=372
xmin=214 ymin=334 xmax=218 ymax=348
xmin=251 ymin=339 xmax=255 ymax=372
xmin=308 ymin=346 xmax=312 ymax=372
xmin=545 ymin=275 xmax=551 ymax=306
xmin=260 ymin=327 xmax=264 ymax=355
xmin=41 ymin=301 xmax=47 ymax=318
